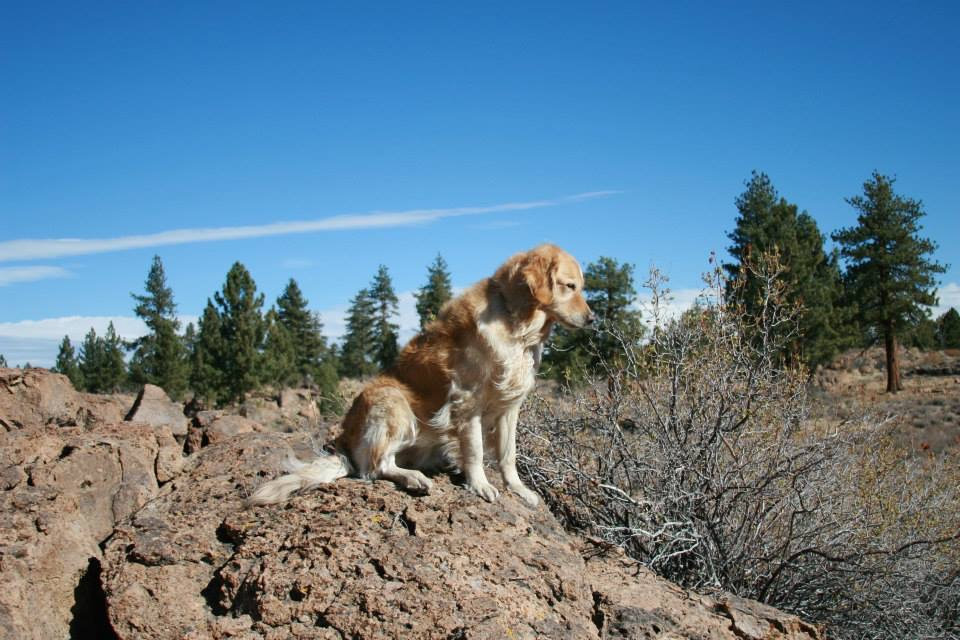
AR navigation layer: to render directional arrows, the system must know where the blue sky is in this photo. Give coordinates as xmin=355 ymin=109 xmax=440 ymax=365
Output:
xmin=2 ymin=1 xmax=958 ymax=366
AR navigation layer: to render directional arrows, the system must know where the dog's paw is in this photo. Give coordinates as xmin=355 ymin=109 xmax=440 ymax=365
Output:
xmin=400 ymin=471 xmax=433 ymax=494
xmin=508 ymin=483 xmax=540 ymax=507
xmin=466 ymin=479 xmax=500 ymax=502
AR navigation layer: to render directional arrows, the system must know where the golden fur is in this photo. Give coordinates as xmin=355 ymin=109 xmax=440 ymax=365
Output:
xmin=248 ymin=244 xmax=594 ymax=507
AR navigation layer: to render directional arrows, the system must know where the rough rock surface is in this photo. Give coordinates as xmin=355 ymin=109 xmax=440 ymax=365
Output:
xmin=0 ymin=367 xmax=129 ymax=430
xmin=125 ymin=383 xmax=190 ymax=437
xmin=0 ymin=423 xmax=164 ymax=639
xmin=101 ymin=433 xmax=821 ymax=640
xmin=0 ymin=369 xmax=823 ymax=639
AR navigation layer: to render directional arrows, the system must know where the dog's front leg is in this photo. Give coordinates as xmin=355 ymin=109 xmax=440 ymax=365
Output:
xmin=459 ymin=415 xmax=500 ymax=502
xmin=495 ymin=405 xmax=539 ymax=507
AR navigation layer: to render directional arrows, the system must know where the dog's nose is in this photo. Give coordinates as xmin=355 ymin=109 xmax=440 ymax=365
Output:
xmin=585 ymin=312 xmax=596 ymax=326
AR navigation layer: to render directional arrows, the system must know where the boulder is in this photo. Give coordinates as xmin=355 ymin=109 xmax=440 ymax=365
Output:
xmin=101 ymin=433 xmax=821 ymax=640
xmin=0 ymin=423 xmax=163 ymax=639
xmin=0 ymin=367 xmax=84 ymax=430
xmin=206 ymin=415 xmax=260 ymax=444
xmin=125 ymin=384 xmax=189 ymax=437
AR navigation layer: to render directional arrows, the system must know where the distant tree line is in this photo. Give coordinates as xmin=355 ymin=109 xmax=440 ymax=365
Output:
xmin=21 ymin=170 xmax=953 ymax=398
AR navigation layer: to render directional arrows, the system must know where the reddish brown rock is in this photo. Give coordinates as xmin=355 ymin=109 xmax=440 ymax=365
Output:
xmin=101 ymin=433 xmax=821 ymax=640
xmin=125 ymin=383 xmax=189 ymax=437
xmin=0 ymin=423 xmax=163 ymax=639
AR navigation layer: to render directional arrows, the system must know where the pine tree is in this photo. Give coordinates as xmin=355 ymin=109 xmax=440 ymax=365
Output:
xmin=832 ymin=172 xmax=947 ymax=393
xmin=276 ymin=279 xmax=331 ymax=383
xmin=544 ymin=256 xmax=644 ymax=382
xmin=78 ymin=324 xmax=125 ymax=392
xmin=214 ymin=263 xmax=266 ymax=403
xmin=369 ymin=265 xmax=400 ymax=370
xmin=102 ymin=322 xmax=127 ymax=391
xmin=724 ymin=171 xmax=850 ymax=369
xmin=262 ymin=307 xmax=297 ymax=388
xmin=339 ymin=288 xmax=378 ymax=378
xmin=54 ymin=335 xmax=83 ymax=388
xmin=936 ymin=308 xmax=960 ymax=349
xmin=190 ymin=300 xmax=226 ymax=407
xmin=415 ymin=254 xmax=453 ymax=328
xmin=79 ymin=328 xmax=104 ymax=392
xmin=0 ymin=354 xmax=6 ymax=367
xmin=129 ymin=255 xmax=188 ymax=398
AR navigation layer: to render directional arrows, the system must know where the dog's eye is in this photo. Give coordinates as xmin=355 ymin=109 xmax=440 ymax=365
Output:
xmin=565 ymin=282 xmax=576 ymax=291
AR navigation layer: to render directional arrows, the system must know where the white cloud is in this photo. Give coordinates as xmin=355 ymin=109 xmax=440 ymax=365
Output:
xmin=0 ymin=315 xmax=198 ymax=368
xmin=0 ymin=191 xmax=620 ymax=263
xmin=0 ymin=265 xmax=71 ymax=287
xmin=635 ymin=288 xmax=703 ymax=327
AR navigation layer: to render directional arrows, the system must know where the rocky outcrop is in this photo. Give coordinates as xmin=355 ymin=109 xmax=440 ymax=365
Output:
xmin=101 ymin=433 xmax=821 ymax=640
xmin=125 ymin=384 xmax=190 ymax=437
xmin=0 ymin=423 xmax=165 ymax=639
xmin=0 ymin=368 xmax=129 ymax=430
xmin=0 ymin=369 xmax=823 ymax=639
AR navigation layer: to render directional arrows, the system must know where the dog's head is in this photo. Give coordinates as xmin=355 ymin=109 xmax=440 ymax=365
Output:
xmin=497 ymin=244 xmax=595 ymax=329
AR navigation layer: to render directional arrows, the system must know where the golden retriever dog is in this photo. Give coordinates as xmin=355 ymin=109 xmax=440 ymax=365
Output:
xmin=247 ymin=244 xmax=594 ymax=507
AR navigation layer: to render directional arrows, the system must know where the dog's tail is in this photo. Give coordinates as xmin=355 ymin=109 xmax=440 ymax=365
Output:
xmin=245 ymin=452 xmax=352 ymax=507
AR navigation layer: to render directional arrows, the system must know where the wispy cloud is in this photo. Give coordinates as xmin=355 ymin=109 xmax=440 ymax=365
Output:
xmin=0 ymin=265 xmax=72 ymax=287
xmin=0 ymin=191 xmax=621 ymax=263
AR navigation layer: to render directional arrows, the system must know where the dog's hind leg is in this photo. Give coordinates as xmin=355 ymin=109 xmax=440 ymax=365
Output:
xmin=348 ymin=385 xmax=433 ymax=494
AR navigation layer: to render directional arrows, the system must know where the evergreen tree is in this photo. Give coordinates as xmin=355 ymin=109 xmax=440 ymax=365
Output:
xmin=724 ymin=171 xmax=850 ymax=369
xmin=937 ymin=307 xmax=960 ymax=349
xmin=129 ymin=255 xmax=188 ymax=398
xmin=0 ymin=354 xmax=6 ymax=367
xmin=79 ymin=328 xmax=104 ymax=392
xmin=369 ymin=265 xmax=400 ymax=370
xmin=102 ymin=322 xmax=127 ymax=391
xmin=214 ymin=262 xmax=266 ymax=403
xmin=415 ymin=254 xmax=453 ymax=328
xmin=78 ymin=323 xmax=125 ymax=392
xmin=262 ymin=307 xmax=297 ymax=388
xmin=339 ymin=288 xmax=378 ymax=378
xmin=544 ymin=256 xmax=644 ymax=382
xmin=832 ymin=172 xmax=947 ymax=393
xmin=190 ymin=300 xmax=226 ymax=407
xmin=276 ymin=279 xmax=332 ymax=383
xmin=54 ymin=335 xmax=83 ymax=388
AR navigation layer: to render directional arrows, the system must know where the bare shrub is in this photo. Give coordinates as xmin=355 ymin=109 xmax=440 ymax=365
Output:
xmin=520 ymin=255 xmax=960 ymax=639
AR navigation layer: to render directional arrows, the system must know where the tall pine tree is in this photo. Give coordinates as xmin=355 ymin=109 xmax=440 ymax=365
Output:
xmin=543 ymin=256 xmax=644 ymax=382
xmin=369 ymin=265 xmax=400 ymax=370
xmin=832 ymin=172 xmax=947 ymax=392
xmin=273 ymin=279 xmax=339 ymax=403
xmin=262 ymin=307 xmax=297 ymax=387
xmin=339 ymin=288 xmax=378 ymax=378
xmin=54 ymin=335 xmax=83 ymax=388
xmin=724 ymin=171 xmax=850 ymax=369
xmin=129 ymin=255 xmax=188 ymax=398
xmin=79 ymin=323 xmax=126 ymax=393
xmin=415 ymin=254 xmax=453 ymax=328
xmin=214 ymin=263 xmax=266 ymax=403
xmin=190 ymin=300 xmax=226 ymax=407
xmin=0 ymin=354 xmax=6 ymax=367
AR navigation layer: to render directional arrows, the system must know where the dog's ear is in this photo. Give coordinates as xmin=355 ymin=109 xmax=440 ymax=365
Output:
xmin=521 ymin=251 xmax=555 ymax=306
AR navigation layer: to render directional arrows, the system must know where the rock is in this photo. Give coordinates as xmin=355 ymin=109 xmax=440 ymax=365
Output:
xmin=0 ymin=423 xmax=163 ymax=639
xmin=240 ymin=397 xmax=284 ymax=430
xmin=0 ymin=367 xmax=84 ymax=429
xmin=206 ymin=415 xmax=260 ymax=444
xmin=126 ymin=384 xmax=189 ymax=437
xmin=101 ymin=433 xmax=821 ymax=640
xmin=280 ymin=388 xmax=320 ymax=424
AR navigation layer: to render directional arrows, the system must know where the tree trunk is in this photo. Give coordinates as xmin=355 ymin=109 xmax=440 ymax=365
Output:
xmin=884 ymin=325 xmax=901 ymax=393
